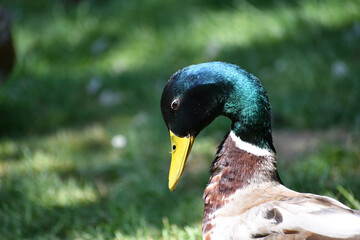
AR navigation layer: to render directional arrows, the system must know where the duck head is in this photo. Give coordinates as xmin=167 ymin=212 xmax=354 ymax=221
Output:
xmin=161 ymin=62 xmax=275 ymax=191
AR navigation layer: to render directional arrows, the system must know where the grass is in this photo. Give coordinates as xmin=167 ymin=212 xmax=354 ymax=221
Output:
xmin=0 ymin=0 xmax=360 ymax=239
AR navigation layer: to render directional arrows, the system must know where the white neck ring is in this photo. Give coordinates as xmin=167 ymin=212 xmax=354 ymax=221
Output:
xmin=229 ymin=131 xmax=273 ymax=157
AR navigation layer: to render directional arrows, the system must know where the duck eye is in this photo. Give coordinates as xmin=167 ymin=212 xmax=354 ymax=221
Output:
xmin=171 ymin=99 xmax=179 ymax=110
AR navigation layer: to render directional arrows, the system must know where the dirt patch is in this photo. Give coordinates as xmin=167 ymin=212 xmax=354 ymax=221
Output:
xmin=273 ymin=129 xmax=352 ymax=161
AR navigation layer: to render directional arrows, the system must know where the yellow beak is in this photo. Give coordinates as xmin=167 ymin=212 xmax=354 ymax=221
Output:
xmin=168 ymin=130 xmax=195 ymax=191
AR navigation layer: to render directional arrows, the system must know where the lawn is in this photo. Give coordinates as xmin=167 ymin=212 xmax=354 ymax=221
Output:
xmin=0 ymin=0 xmax=360 ymax=239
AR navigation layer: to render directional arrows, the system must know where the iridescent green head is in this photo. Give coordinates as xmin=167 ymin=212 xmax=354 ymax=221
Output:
xmin=161 ymin=61 xmax=275 ymax=190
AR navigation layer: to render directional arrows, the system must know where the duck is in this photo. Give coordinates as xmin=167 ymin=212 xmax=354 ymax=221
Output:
xmin=160 ymin=61 xmax=360 ymax=240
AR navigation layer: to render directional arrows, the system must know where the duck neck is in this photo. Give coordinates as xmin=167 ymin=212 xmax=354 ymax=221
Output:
xmin=219 ymin=71 xmax=276 ymax=152
xmin=204 ymin=130 xmax=280 ymax=199
xmin=202 ymin=130 xmax=281 ymax=234
xmin=230 ymin=122 xmax=276 ymax=153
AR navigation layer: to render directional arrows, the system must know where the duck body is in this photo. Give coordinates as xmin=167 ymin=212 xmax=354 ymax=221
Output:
xmin=203 ymin=132 xmax=360 ymax=240
xmin=160 ymin=62 xmax=360 ymax=240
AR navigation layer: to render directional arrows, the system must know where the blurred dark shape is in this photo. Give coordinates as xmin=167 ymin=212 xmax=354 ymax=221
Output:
xmin=0 ymin=6 xmax=15 ymax=84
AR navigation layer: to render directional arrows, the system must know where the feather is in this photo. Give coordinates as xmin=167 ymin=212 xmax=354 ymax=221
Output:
xmin=204 ymin=183 xmax=360 ymax=240
xmin=272 ymin=195 xmax=360 ymax=239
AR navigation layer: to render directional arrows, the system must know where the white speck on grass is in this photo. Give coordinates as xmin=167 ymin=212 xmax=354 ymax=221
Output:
xmin=86 ymin=77 xmax=102 ymax=95
xmin=331 ymin=60 xmax=348 ymax=78
xmin=275 ymin=59 xmax=287 ymax=72
xmin=351 ymin=22 xmax=360 ymax=37
xmin=344 ymin=21 xmax=360 ymax=43
xmin=111 ymin=135 xmax=127 ymax=149
xmin=204 ymin=41 xmax=221 ymax=58
xmin=132 ymin=111 xmax=148 ymax=127
xmin=112 ymin=60 xmax=127 ymax=75
xmin=98 ymin=90 xmax=123 ymax=106
xmin=91 ymin=37 xmax=109 ymax=56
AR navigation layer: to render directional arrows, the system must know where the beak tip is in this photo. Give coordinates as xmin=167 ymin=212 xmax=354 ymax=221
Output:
xmin=168 ymin=181 xmax=176 ymax=191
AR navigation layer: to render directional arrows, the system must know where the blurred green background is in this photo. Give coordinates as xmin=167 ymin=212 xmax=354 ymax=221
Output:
xmin=0 ymin=0 xmax=360 ymax=239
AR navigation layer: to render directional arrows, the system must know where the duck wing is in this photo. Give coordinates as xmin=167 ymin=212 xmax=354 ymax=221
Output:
xmin=249 ymin=194 xmax=360 ymax=240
